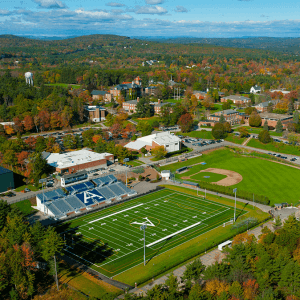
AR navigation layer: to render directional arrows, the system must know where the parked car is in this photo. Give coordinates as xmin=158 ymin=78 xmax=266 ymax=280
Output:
xmin=24 ymin=188 xmax=31 ymax=192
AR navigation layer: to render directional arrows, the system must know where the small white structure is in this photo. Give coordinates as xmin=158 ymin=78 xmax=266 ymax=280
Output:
xmin=250 ymin=85 xmax=261 ymax=94
xmin=161 ymin=170 xmax=171 ymax=180
xmin=218 ymin=240 xmax=232 ymax=251
xmin=25 ymin=72 xmax=33 ymax=86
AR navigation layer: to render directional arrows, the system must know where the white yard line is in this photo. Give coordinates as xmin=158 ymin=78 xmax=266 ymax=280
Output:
xmin=87 ymin=203 xmax=144 ymax=224
xmin=146 ymin=222 xmax=202 ymax=247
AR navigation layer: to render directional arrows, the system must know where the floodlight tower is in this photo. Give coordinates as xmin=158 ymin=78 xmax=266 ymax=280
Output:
xmin=140 ymin=225 xmax=147 ymax=266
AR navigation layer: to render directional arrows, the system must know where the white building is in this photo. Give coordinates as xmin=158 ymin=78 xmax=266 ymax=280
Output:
xmin=125 ymin=132 xmax=181 ymax=153
xmin=250 ymin=85 xmax=262 ymax=94
xmin=161 ymin=170 xmax=171 ymax=180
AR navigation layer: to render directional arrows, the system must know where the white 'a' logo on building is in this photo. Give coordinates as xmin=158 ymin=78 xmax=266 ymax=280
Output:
xmin=84 ymin=191 xmax=103 ymax=203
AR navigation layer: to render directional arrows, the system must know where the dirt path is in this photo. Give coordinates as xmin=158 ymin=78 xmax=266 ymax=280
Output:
xmin=182 ymin=168 xmax=243 ymax=186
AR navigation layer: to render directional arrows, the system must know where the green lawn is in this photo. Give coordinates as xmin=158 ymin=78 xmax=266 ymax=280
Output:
xmin=234 ymin=126 xmax=283 ymax=137
xmin=11 ymin=199 xmax=36 ymax=216
xmin=190 ymin=172 xmax=227 ymax=182
xmin=15 ymin=185 xmax=39 ymax=192
xmin=59 ymin=188 xmax=248 ymax=283
xmin=247 ymin=139 xmax=300 ymax=156
xmin=225 ymin=133 xmax=246 ymax=145
xmin=133 ymin=116 xmax=161 ymax=127
xmin=127 ymin=160 xmax=145 ymax=167
xmin=161 ymin=148 xmax=300 ymax=205
xmin=177 ymin=130 xmax=213 ymax=140
xmin=45 ymin=83 xmax=81 ymax=89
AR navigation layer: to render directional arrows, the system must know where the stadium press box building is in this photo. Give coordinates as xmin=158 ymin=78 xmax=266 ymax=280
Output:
xmin=0 ymin=166 xmax=14 ymax=193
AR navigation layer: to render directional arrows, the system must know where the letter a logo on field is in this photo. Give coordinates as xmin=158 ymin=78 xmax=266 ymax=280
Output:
xmin=131 ymin=217 xmax=155 ymax=227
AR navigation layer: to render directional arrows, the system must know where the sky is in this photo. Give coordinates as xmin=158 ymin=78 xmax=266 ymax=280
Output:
xmin=0 ymin=0 xmax=300 ymax=38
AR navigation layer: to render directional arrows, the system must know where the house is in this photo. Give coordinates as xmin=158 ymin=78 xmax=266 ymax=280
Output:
xmin=91 ymin=90 xmax=112 ymax=102
xmin=152 ymin=99 xmax=175 ymax=115
xmin=84 ymin=106 xmax=106 ymax=122
xmin=250 ymin=85 xmax=262 ymax=94
xmin=144 ymin=86 xmax=158 ymax=96
xmin=221 ymin=95 xmax=251 ymax=105
xmin=253 ymin=100 xmax=279 ymax=112
xmin=46 ymin=150 xmax=114 ymax=174
xmin=125 ymin=132 xmax=181 ymax=153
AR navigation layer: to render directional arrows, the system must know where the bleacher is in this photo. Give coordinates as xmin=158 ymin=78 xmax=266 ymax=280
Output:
xmin=93 ymin=175 xmax=117 ymax=187
xmin=63 ymin=171 xmax=88 ymax=186
xmin=65 ymin=181 xmax=94 ymax=194
xmin=95 ymin=186 xmax=116 ymax=200
xmin=40 ymin=176 xmax=137 ymax=219
xmin=76 ymin=189 xmax=106 ymax=206
xmin=64 ymin=195 xmax=86 ymax=210
xmin=108 ymin=183 xmax=126 ymax=197
xmin=37 ymin=188 xmax=66 ymax=202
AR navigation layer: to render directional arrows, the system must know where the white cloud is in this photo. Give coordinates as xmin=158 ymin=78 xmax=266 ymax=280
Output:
xmin=0 ymin=9 xmax=12 ymax=15
xmin=106 ymin=2 xmax=125 ymax=7
xmin=134 ymin=5 xmax=167 ymax=15
xmin=175 ymin=6 xmax=188 ymax=13
xmin=145 ymin=0 xmax=164 ymax=4
xmin=33 ymin=0 xmax=67 ymax=9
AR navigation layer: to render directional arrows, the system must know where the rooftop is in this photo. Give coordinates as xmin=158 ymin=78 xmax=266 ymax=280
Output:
xmin=46 ymin=150 xmax=113 ymax=169
xmin=0 ymin=166 xmax=12 ymax=175
xmin=259 ymin=112 xmax=293 ymax=120
xmin=91 ymin=90 xmax=108 ymax=96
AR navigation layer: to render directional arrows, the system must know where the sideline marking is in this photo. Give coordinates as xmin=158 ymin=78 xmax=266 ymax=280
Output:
xmin=147 ymin=222 xmax=201 ymax=247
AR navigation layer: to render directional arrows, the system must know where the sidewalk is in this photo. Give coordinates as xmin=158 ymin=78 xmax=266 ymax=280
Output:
xmin=120 ymin=221 xmax=274 ymax=298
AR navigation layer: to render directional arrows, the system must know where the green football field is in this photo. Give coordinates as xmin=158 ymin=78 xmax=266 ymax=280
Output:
xmin=61 ymin=188 xmax=244 ymax=277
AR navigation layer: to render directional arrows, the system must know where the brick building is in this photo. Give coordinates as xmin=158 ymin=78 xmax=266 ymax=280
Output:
xmin=46 ymin=150 xmax=114 ymax=174
xmin=257 ymin=113 xmax=293 ymax=129
xmin=91 ymin=90 xmax=112 ymax=102
xmin=253 ymin=100 xmax=279 ymax=112
xmin=221 ymin=95 xmax=251 ymax=105
xmin=84 ymin=106 xmax=106 ymax=122
xmin=208 ymin=109 xmax=241 ymax=125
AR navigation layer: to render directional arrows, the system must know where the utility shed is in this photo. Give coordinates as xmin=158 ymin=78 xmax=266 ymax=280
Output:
xmin=0 ymin=166 xmax=14 ymax=193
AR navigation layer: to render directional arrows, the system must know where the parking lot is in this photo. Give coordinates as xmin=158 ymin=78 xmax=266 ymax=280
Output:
xmin=181 ymin=136 xmax=225 ymax=152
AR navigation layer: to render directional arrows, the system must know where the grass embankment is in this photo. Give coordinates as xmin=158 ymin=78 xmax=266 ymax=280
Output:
xmin=160 ymin=148 xmax=300 ymax=205
xmin=15 ymin=185 xmax=39 ymax=192
xmin=127 ymin=160 xmax=145 ymax=167
xmin=248 ymin=139 xmax=300 ymax=156
xmin=59 ymin=261 xmax=122 ymax=299
xmin=11 ymin=199 xmax=36 ymax=216
xmin=234 ymin=126 xmax=283 ymax=137
xmin=115 ymin=185 xmax=269 ymax=286
xmin=177 ymin=130 xmax=213 ymax=140
xmin=225 ymin=133 xmax=246 ymax=145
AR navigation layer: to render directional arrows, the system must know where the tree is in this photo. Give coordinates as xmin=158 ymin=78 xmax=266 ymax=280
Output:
xmin=249 ymin=111 xmax=262 ymax=127
xmin=151 ymin=146 xmax=167 ymax=159
xmin=267 ymin=102 xmax=274 ymax=113
xmin=109 ymin=123 xmax=121 ymax=139
xmin=178 ymin=113 xmax=194 ymax=133
xmin=224 ymin=121 xmax=232 ymax=133
xmin=263 ymin=120 xmax=269 ymax=131
xmin=212 ymin=123 xmax=228 ymax=139
xmin=63 ymin=135 xmax=76 ymax=149
xmin=275 ymin=119 xmax=283 ymax=133
xmin=23 ymin=115 xmax=34 ymax=132
xmin=135 ymin=98 xmax=153 ymax=118
xmin=219 ymin=114 xmax=225 ymax=124
xmin=137 ymin=121 xmax=153 ymax=136
xmin=258 ymin=130 xmax=271 ymax=144
xmin=222 ymin=101 xmax=231 ymax=110
xmin=288 ymin=101 xmax=294 ymax=115
xmin=288 ymin=133 xmax=299 ymax=146
xmin=239 ymin=127 xmax=249 ymax=137
xmin=182 ymin=258 xmax=205 ymax=282
xmin=17 ymin=151 xmax=29 ymax=171
xmin=13 ymin=117 xmax=23 ymax=134
xmin=28 ymin=152 xmax=48 ymax=186
xmin=293 ymin=111 xmax=299 ymax=124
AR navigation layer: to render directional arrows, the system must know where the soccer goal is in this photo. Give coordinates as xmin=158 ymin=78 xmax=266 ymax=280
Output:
xmin=223 ymin=219 xmax=234 ymax=227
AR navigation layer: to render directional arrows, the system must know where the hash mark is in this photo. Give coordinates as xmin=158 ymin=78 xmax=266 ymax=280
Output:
xmin=124 ymin=215 xmax=129 ymax=217
xmin=162 ymin=229 xmax=167 ymax=231
xmin=202 ymin=212 xmax=206 ymax=214
xmin=101 ymin=223 xmax=106 ymax=226
xmin=127 ymin=243 xmax=133 ymax=246
xmin=89 ymin=227 xmax=94 ymax=230
xmin=154 ymin=204 xmax=159 ymax=206
xmin=135 ymin=211 xmax=139 ymax=213
xmin=113 ymin=219 xmax=117 ymax=221
xmin=173 ymin=224 xmax=178 ymax=227
xmin=183 ymin=220 xmax=188 ymax=223
xmin=151 ymin=233 xmax=156 ymax=236
xmin=193 ymin=216 xmax=197 ymax=218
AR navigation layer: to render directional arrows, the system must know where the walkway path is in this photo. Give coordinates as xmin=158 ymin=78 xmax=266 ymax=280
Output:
xmin=242 ymin=136 xmax=252 ymax=146
xmin=119 ymin=221 xmax=274 ymax=298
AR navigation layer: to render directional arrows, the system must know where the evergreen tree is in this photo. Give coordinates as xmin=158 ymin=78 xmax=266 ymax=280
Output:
xmin=288 ymin=101 xmax=294 ymax=115
xmin=258 ymin=130 xmax=271 ymax=144
xmin=293 ymin=111 xmax=299 ymax=124
xmin=263 ymin=120 xmax=269 ymax=131
xmin=219 ymin=114 xmax=225 ymax=123
xmin=212 ymin=123 xmax=228 ymax=139
xmin=135 ymin=98 xmax=153 ymax=118
xmin=275 ymin=119 xmax=283 ymax=133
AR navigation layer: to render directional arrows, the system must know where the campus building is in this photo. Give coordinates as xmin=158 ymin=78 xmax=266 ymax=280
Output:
xmin=84 ymin=105 xmax=106 ymax=122
xmin=125 ymin=132 xmax=181 ymax=153
xmin=0 ymin=166 xmax=14 ymax=193
xmin=46 ymin=150 xmax=114 ymax=175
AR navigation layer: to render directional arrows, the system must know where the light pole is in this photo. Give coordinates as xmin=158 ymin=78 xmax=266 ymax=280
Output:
xmin=205 ymin=188 xmax=206 ymax=199
xmin=140 ymin=225 xmax=147 ymax=266
xmin=124 ymin=158 xmax=129 ymax=186
xmin=39 ymin=178 xmax=47 ymax=215
xmin=233 ymin=188 xmax=237 ymax=222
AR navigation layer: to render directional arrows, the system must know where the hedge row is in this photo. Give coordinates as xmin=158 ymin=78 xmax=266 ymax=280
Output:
xmin=198 ymin=181 xmax=270 ymax=205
